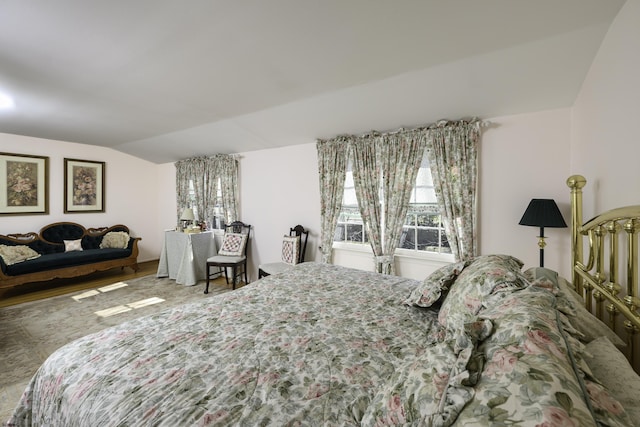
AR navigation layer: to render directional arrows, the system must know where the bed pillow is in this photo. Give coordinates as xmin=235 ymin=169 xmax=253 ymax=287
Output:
xmin=584 ymin=336 xmax=640 ymax=420
xmin=218 ymin=232 xmax=247 ymax=256
xmin=438 ymin=254 xmax=527 ymax=334
xmin=404 ymin=261 xmax=469 ymax=307
xmin=281 ymin=235 xmax=300 ymax=265
xmin=0 ymin=244 xmax=41 ymax=265
xmin=99 ymin=231 xmax=130 ymax=249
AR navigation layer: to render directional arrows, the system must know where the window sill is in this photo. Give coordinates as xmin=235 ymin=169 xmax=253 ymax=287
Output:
xmin=332 ymin=242 xmax=454 ymax=262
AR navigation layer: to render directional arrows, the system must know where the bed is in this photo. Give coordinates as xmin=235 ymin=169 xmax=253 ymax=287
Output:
xmin=6 ymin=175 xmax=640 ymax=426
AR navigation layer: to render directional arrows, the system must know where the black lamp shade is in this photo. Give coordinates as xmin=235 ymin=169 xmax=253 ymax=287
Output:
xmin=519 ymin=199 xmax=567 ymax=228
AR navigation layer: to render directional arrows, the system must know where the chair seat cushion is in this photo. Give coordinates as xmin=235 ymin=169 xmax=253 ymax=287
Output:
xmin=259 ymin=262 xmax=293 ymax=275
xmin=207 ymin=255 xmax=246 ymax=264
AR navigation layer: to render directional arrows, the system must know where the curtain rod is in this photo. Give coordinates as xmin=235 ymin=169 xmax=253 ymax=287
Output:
xmin=354 ymin=117 xmax=490 ymax=138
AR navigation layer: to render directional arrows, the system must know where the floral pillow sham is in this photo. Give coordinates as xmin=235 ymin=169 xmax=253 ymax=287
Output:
xmin=437 ymin=254 xmax=528 ymax=335
xmin=404 ymin=261 xmax=470 ymax=308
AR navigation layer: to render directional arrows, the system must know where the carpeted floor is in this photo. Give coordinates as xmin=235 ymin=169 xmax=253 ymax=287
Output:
xmin=0 ymin=275 xmax=234 ymax=422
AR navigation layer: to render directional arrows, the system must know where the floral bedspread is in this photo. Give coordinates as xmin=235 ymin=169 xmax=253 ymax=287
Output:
xmin=7 ymin=262 xmax=631 ymax=426
xmin=8 ymin=263 xmax=446 ymax=426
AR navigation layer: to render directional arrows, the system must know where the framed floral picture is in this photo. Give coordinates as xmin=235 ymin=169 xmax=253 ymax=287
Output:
xmin=64 ymin=158 xmax=105 ymax=213
xmin=0 ymin=152 xmax=49 ymax=215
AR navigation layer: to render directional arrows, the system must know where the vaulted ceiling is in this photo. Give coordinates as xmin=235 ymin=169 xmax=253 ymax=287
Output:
xmin=0 ymin=0 xmax=626 ymax=163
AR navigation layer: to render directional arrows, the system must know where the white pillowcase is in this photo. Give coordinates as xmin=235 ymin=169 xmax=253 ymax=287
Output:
xmin=64 ymin=239 xmax=83 ymax=252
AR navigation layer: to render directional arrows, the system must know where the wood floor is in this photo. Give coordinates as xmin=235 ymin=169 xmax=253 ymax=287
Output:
xmin=0 ymin=260 xmax=229 ymax=308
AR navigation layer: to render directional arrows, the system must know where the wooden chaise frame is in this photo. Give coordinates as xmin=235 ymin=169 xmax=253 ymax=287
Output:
xmin=568 ymin=175 xmax=640 ymax=371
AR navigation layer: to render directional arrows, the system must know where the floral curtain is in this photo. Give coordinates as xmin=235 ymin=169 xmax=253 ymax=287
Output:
xmin=379 ymin=131 xmax=425 ymax=274
xmin=203 ymin=157 xmax=219 ymax=226
xmin=175 ymin=157 xmax=207 ymax=222
xmin=216 ymin=155 xmax=239 ymax=224
xmin=425 ymin=119 xmax=480 ymax=261
xmin=316 ymin=138 xmax=348 ymax=263
xmin=317 ymin=118 xmax=480 ymax=271
xmin=350 ymin=134 xmax=385 ymax=272
xmin=175 ymin=154 xmax=239 ymax=227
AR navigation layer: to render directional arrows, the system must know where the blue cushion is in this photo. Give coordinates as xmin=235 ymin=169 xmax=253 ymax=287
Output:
xmin=5 ymin=248 xmax=131 ymax=276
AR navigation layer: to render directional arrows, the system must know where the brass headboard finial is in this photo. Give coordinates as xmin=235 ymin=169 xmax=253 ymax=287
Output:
xmin=566 ymin=174 xmax=586 ymax=190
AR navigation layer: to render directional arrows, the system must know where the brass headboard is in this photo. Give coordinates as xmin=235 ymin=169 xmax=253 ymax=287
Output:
xmin=567 ymin=175 xmax=640 ymax=369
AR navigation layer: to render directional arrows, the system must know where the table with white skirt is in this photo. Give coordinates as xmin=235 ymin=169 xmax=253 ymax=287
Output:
xmin=156 ymin=231 xmax=217 ymax=286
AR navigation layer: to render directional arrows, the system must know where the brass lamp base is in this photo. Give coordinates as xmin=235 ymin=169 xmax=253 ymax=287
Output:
xmin=537 ymin=228 xmax=547 ymax=267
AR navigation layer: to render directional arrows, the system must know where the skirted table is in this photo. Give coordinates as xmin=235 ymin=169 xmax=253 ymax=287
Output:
xmin=157 ymin=231 xmax=217 ymax=286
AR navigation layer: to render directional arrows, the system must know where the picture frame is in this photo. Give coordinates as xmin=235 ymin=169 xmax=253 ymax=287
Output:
xmin=0 ymin=152 xmax=49 ymax=215
xmin=64 ymin=158 xmax=105 ymax=213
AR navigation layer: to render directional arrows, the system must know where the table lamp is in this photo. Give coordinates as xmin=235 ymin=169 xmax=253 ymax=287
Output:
xmin=518 ymin=198 xmax=567 ymax=267
xmin=180 ymin=207 xmax=195 ymax=231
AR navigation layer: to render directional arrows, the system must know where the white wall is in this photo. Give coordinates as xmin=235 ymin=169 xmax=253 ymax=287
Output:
xmin=0 ymin=133 xmax=161 ymax=263
xmin=156 ymin=162 xmax=178 ymax=243
xmin=571 ymin=0 xmax=640 ymax=216
xmin=480 ymin=109 xmax=572 ymax=278
xmin=238 ymin=143 xmax=322 ymax=281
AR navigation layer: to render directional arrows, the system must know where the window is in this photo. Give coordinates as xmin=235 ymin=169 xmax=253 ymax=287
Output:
xmin=333 ymin=162 xmax=368 ymax=243
xmin=187 ymin=177 xmax=224 ymax=229
xmin=399 ymin=155 xmax=450 ymax=254
xmin=333 ymin=153 xmax=450 ymax=254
